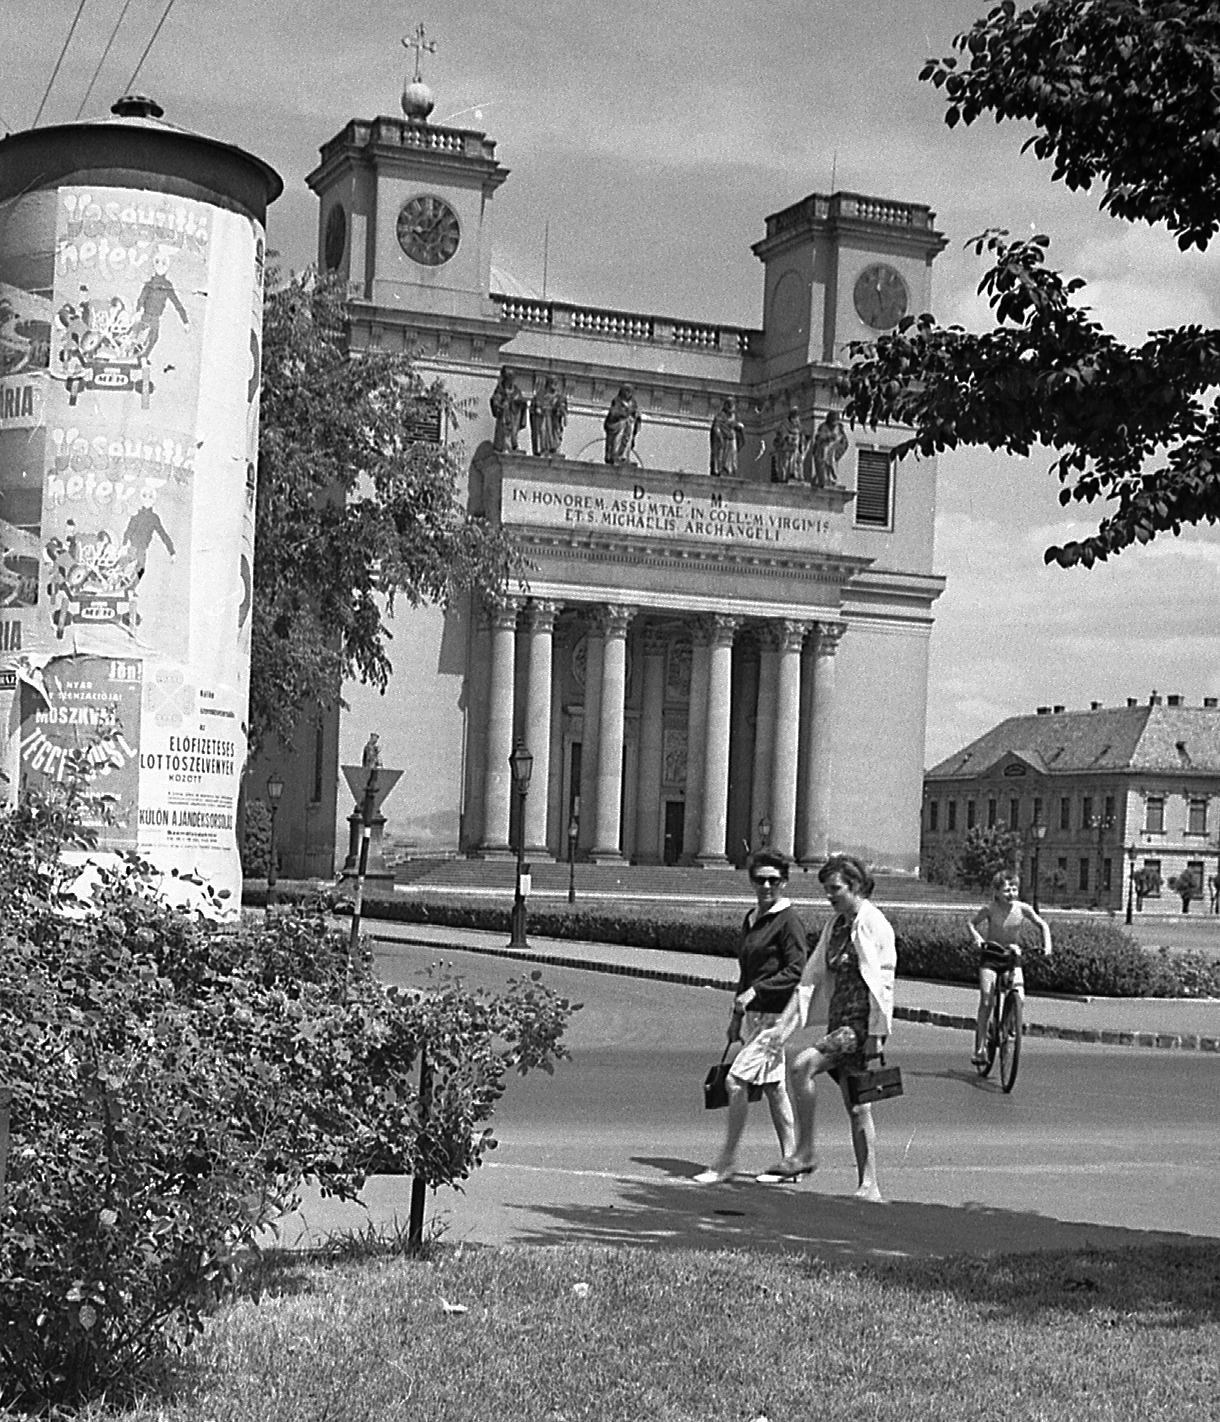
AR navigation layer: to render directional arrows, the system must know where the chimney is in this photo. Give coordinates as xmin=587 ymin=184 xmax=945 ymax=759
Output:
xmin=1205 ymin=697 xmax=1218 ymax=709
xmin=1090 ymin=701 xmax=1102 ymax=710
xmin=1167 ymin=694 xmax=1183 ymax=707
xmin=1036 ymin=706 xmax=1051 ymax=716
xmin=1053 ymin=704 xmax=1065 ymax=714
xmin=1149 ymin=692 xmax=1162 ymax=706
xmin=1127 ymin=698 xmax=1138 ymax=707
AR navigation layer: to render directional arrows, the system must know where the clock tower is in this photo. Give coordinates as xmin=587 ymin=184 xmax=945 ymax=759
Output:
xmin=752 ymin=192 xmax=947 ymax=377
xmin=305 ymin=40 xmax=509 ymax=342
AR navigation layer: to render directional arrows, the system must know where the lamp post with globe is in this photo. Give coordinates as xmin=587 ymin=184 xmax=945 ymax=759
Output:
xmin=508 ymin=742 xmax=534 ymax=950
xmin=265 ymin=772 xmax=284 ymax=918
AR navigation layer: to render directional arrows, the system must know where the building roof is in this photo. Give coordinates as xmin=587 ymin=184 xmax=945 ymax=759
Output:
xmin=927 ymin=704 xmax=1220 ymax=781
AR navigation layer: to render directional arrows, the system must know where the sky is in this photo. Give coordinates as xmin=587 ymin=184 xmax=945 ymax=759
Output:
xmin=6 ymin=0 xmax=1220 ymax=768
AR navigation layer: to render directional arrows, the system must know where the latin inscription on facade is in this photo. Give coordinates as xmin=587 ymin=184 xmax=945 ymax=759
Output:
xmin=502 ymin=475 xmax=844 ymax=555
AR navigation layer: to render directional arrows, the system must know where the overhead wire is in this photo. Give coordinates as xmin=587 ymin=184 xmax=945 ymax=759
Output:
xmin=32 ymin=0 xmax=91 ymax=127
xmin=124 ymin=0 xmax=180 ymax=94
xmin=76 ymin=0 xmax=139 ymax=120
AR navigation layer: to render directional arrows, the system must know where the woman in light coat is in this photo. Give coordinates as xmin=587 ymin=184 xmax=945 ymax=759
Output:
xmin=758 ymin=854 xmax=895 ymax=1201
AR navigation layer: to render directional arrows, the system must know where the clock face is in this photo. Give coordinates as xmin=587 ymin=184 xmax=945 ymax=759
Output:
xmin=396 ymin=195 xmax=461 ymax=267
xmin=324 ymin=203 xmax=346 ymax=271
xmin=853 ymin=263 xmax=909 ymax=330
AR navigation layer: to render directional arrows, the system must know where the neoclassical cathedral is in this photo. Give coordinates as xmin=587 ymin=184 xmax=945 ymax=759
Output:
xmin=280 ymin=70 xmax=947 ymax=877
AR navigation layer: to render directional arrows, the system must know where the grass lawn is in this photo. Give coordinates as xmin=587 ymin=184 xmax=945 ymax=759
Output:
xmin=92 ymin=1240 xmax=1219 ymax=1422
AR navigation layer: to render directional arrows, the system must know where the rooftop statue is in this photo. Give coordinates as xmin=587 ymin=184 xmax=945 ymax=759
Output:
xmin=709 ymin=396 xmax=745 ymax=477
xmin=490 ymin=366 xmax=528 ymax=452
xmin=811 ymin=410 xmax=849 ymax=487
xmin=771 ymin=402 xmax=806 ymax=484
xmin=604 ymin=384 xmax=641 ymax=466
xmin=530 ymin=375 xmax=568 ymax=456
xmin=361 ymin=732 xmax=383 ymax=770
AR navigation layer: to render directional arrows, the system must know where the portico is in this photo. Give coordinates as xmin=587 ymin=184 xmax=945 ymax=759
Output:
xmin=467 ymin=453 xmax=866 ymax=866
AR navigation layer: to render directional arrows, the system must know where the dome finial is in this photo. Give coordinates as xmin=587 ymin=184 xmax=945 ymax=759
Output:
xmin=401 ymin=22 xmax=437 ymax=120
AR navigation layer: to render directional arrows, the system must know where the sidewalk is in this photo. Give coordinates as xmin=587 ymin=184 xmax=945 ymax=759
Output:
xmin=363 ymin=918 xmax=1220 ymax=1053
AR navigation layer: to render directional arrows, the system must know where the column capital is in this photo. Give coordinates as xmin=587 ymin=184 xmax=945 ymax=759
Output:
xmin=815 ymin=619 xmax=848 ymax=656
xmin=773 ymin=618 xmax=810 ymax=654
xmin=527 ymin=599 xmax=561 ymax=633
xmin=481 ymin=595 xmax=523 ymax=633
xmin=591 ymin=603 xmax=636 ymax=640
xmin=643 ymin=625 xmax=669 ymax=657
xmin=707 ymin=613 xmax=741 ymax=649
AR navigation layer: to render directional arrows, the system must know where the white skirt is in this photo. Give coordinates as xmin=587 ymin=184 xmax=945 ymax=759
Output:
xmin=727 ymin=1010 xmax=786 ymax=1087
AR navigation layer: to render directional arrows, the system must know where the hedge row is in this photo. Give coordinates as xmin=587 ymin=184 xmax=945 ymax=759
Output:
xmin=255 ymin=885 xmax=1220 ymax=999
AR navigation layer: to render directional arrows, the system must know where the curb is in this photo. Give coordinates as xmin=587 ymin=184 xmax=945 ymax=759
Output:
xmin=367 ymin=933 xmax=1220 ymax=1054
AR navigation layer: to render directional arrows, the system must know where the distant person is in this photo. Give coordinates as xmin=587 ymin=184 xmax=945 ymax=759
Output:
xmin=967 ymin=871 xmax=1052 ymax=1066
xmin=757 ymin=854 xmax=895 ymax=1202
xmin=694 ymin=851 xmax=807 ymax=1184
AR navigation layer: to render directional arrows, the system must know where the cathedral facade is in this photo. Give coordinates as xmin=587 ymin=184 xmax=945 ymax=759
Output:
xmin=285 ymin=100 xmax=947 ymax=875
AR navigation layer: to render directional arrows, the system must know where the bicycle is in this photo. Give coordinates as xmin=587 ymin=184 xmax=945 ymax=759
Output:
xmin=975 ymin=942 xmax=1023 ymax=1093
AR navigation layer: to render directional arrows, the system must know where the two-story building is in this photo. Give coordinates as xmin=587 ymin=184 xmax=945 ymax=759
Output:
xmin=923 ymin=695 xmax=1220 ymax=908
xmin=272 ymin=78 xmax=949 ymax=876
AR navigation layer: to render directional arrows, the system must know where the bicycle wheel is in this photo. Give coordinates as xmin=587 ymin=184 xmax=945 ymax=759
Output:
xmin=999 ymin=991 xmax=1022 ymax=1093
xmin=976 ymin=1000 xmax=998 ymax=1078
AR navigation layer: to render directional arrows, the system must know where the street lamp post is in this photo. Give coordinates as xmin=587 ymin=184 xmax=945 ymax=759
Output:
xmin=265 ymin=772 xmax=284 ymax=918
xmin=508 ymin=742 xmax=533 ymax=949
xmin=1125 ymin=843 xmax=1137 ymax=925
xmin=1086 ymin=812 xmax=1115 ymax=906
xmin=1028 ymin=819 xmax=1047 ymax=914
xmin=567 ymin=806 xmax=579 ymax=905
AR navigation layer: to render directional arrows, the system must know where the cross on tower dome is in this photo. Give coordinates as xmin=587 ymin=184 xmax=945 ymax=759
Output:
xmin=401 ymin=22 xmax=437 ymax=120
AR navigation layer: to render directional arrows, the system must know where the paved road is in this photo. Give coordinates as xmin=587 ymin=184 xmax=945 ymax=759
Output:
xmin=281 ymin=941 xmax=1220 ymax=1262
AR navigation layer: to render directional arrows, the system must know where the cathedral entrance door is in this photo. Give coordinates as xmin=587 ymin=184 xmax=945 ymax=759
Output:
xmin=663 ymin=801 xmax=685 ymax=865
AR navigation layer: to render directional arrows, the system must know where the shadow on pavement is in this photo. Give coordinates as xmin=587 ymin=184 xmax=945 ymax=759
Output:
xmin=496 ymin=1154 xmax=1220 ymax=1295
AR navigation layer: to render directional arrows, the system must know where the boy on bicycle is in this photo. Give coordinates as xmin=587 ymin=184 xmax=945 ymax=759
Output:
xmin=968 ymin=871 xmax=1052 ymax=1066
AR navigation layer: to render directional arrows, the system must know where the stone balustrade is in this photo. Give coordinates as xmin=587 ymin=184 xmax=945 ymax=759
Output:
xmin=491 ymin=293 xmax=759 ymax=355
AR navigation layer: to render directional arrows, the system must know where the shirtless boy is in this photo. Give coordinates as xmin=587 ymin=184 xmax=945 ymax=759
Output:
xmin=968 ymin=871 xmax=1052 ymax=1066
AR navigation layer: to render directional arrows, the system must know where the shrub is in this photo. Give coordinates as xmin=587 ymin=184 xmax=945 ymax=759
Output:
xmin=240 ymin=797 xmax=273 ymax=877
xmin=958 ymin=826 xmax=1020 ymax=888
xmin=0 ymin=800 xmax=576 ymax=1410
xmin=919 ymin=843 xmax=960 ymax=887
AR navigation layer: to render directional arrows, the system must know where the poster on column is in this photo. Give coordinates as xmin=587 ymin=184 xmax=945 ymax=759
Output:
xmin=0 ymin=184 xmax=264 ymax=917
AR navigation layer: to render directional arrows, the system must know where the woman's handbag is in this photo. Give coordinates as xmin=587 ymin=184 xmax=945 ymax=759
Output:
xmin=845 ymin=1052 xmax=904 ymax=1106
xmin=703 ymin=1044 xmax=732 ymax=1110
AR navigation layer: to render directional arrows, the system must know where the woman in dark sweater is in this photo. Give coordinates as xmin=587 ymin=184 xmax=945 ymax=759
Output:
xmin=694 ymin=851 xmax=808 ymax=1184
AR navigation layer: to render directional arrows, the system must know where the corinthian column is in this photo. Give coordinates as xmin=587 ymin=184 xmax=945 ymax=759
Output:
xmin=523 ymin=600 xmax=558 ymax=857
xmin=696 ymin=614 xmax=740 ymax=865
xmin=681 ymin=620 xmax=712 ymax=861
xmin=577 ymin=613 xmax=604 ymax=854
xmin=479 ymin=597 xmax=521 ymax=854
xmin=591 ymin=604 xmax=635 ymax=861
xmin=634 ymin=626 xmax=668 ymax=863
xmin=769 ymin=619 xmax=807 ymax=858
xmin=799 ymin=619 xmax=846 ymax=864
xmin=750 ymin=624 xmax=780 ymax=848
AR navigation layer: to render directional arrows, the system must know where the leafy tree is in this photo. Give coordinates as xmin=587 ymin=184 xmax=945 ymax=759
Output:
xmin=252 ymin=272 xmax=522 ymax=756
xmin=1133 ymin=864 xmax=1162 ymax=909
xmin=1168 ymin=866 xmax=1200 ymax=912
xmin=958 ymin=824 xmax=1020 ymax=887
xmin=843 ymin=0 xmax=1220 ymax=568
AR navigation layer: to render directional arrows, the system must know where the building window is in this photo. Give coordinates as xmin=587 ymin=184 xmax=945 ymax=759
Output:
xmin=1143 ymin=858 xmax=1162 ymax=896
xmin=854 ymin=449 xmax=893 ymax=528
xmin=404 ymin=399 xmax=443 ymax=445
xmin=1189 ymin=798 xmax=1208 ymax=835
xmin=1082 ymin=796 xmax=1093 ymax=828
xmin=1009 ymin=798 xmax=1020 ymax=831
xmin=1145 ymin=796 xmax=1165 ymax=833
xmin=1102 ymin=858 xmax=1112 ymax=892
xmin=929 ymin=800 xmax=939 ymax=832
xmin=967 ymin=800 xmax=976 ymax=830
xmin=947 ymin=800 xmax=957 ymax=832
xmin=1060 ymin=797 xmax=1071 ymax=831
xmin=987 ymin=798 xmax=997 ymax=828
xmin=1188 ymin=858 xmax=1205 ymax=889
xmin=1104 ymin=794 xmax=1115 ymax=824
xmin=1033 ymin=796 xmax=1043 ymax=826
xmin=1079 ymin=858 xmax=1090 ymax=892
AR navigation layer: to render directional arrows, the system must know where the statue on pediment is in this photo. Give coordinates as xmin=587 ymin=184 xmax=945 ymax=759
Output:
xmin=604 ymin=384 xmax=641 ymax=466
xmin=771 ymin=402 xmax=806 ymax=484
xmin=490 ymin=366 xmax=528 ymax=452
xmin=709 ymin=396 xmax=745 ymax=477
xmin=530 ymin=375 xmax=568 ymax=456
xmin=811 ymin=409 xmax=849 ymax=487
